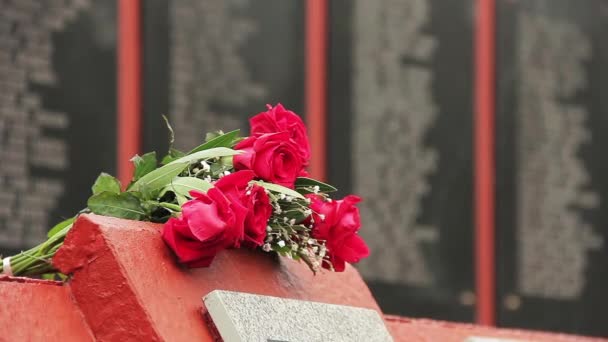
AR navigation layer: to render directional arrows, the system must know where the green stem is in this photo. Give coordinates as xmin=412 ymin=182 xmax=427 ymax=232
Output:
xmin=159 ymin=202 xmax=182 ymax=212
xmin=1 ymin=224 xmax=71 ymax=277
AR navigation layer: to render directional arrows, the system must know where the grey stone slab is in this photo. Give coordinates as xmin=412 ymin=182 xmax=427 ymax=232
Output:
xmin=203 ymin=290 xmax=393 ymax=342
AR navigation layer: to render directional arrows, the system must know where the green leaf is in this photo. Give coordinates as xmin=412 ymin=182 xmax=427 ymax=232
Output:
xmin=92 ymin=173 xmax=122 ymax=195
xmin=189 ymin=130 xmax=240 ymax=154
xmin=167 ymin=147 xmax=241 ymax=166
xmin=87 ymin=192 xmax=146 ymax=220
xmin=175 ymin=194 xmax=188 ymax=206
xmin=205 ymin=130 xmax=224 ymax=142
xmin=295 ymin=177 xmax=338 ymax=193
xmin=160 ymin=148 xmax=186 ymax=165
xmin=131 ymin=152 xmax=157 ymax=182
xmin=47 ymin=217 xmax=76 ymax=238
xmin=128 ymin=162 xmax=189 ymax=196
xmin=251 ymin=180 xmax=305 ymax=199
xmin=163 ymin=177 xmax=213 ymax=198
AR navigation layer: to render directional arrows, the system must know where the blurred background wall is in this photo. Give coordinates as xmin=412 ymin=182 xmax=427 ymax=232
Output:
xmin=0 ymin=0 xmax=606 ymax=337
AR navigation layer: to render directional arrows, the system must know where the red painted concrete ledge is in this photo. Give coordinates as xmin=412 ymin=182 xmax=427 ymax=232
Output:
xmin=1 ymin=214 xmax=605 ymax=341
xmin=53 ymin=214 xmax=381 ymax=341
xmin=0 ymin=276 xmax=94 ymax=341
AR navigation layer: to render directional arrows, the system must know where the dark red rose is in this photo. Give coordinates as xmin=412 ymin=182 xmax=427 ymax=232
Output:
xmin=308 ymin=195 xmax=370 ymax=272
xmin=233 ymin=132 xmax=305 ymax=188
xmin=249 ymin=104 xmax=310 ymax=163
xmin=161 ymin=186 xmax=247 ymax=268
xmin=214 ymin=170 xmax=272 ymax=247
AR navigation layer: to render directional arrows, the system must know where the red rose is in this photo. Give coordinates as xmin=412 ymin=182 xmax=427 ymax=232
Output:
xmin=214 ymin=170 xmax=272 ymax=247
xmin=308 ymin=195 xmax=370 ymax=272
xmin=161 ymin=186 xmax=248 ymax=268
xmin=250 ymin=104 xmax=310 ymax=163
xmin=234 ymin=132 xmax=305 ymax=188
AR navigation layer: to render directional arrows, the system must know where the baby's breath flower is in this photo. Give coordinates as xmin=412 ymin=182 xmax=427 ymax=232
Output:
xmin=277 ymin=240 xmax=286 ymax=248
xmin=262 ymin=243 xmax=272 ymax=252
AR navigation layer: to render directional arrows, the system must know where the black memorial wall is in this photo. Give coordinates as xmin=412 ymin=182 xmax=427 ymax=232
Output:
xmin=0 ymin=0 xmax=607 ymax=336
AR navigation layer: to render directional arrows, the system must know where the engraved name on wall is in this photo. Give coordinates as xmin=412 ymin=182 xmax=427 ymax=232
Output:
xmin=0 ymin=0 xmax=91 ymax=246
xmin=169 ymin=0 xmax=265 ymax=150
xmin=515 ymin=12 xmax=603 ymax=300
xmin=353 ymin=0 xmax=439 ymax=286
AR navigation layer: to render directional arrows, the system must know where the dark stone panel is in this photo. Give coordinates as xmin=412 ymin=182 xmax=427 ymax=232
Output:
xmin=0 ymin=0 xmax=117 ymax=253
xmin=496 ymin=0 xmax=608 ymax=336
xmin=142 ymin=0 xmax=170 ymax=156
xmin=328 ymin=0 xmax=474 ymax=322
xmin=142 ymin=0 xmax=305 ymax=154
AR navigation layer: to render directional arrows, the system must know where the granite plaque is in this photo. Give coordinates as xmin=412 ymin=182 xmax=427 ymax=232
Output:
xmin=203 ymin=290 xmax=393 ymax=342
xmin=142 ymin=0 xmax=304 ymax=155
xmin=0 ymin=0 xmax=117 ymax=254
xmin=496 ymin=0 xmax=608 ymax=336
xmin=328 ymin=0 xmax=475 ymax=322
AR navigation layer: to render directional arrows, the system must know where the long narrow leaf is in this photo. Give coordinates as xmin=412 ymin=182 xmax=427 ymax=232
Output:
xmin=164 ymin=177 xmax=213 ymax=198
xmin=167 ymin=147 xmax=241 ymax=166
xmin=295 ymin=177 xmax=338 ymax=193
xmin=188 ymin=129 xmax=240 ymax=154
xmin=251 ymin=180 xmax=305 ymax=199
xmin=129 ymin=162 xmax=189 ymax=194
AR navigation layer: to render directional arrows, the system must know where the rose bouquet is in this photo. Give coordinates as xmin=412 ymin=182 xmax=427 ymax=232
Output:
xmin=0 ymin=104 xmax=369 ymax=277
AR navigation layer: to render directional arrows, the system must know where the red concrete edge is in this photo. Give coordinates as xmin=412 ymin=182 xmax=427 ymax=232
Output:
xmin=0 ymin=274 xmax=62 ymax=286
xmin=53 ymin=214 xmax=380 ymax=341
xmin=0 ymin=275 xmax=95 ymax=341
xmin=117 ymin=0 xmax=142 ymax=187
xmin=305 ymin=0 xmax=328 ymax=181
xmin=474 ymin=0 xmax=497 ymax=326
xmin=53 ymin=215 xmax=163 ymax=341
xmin=384 ymin=315 xmax=606 ymax=342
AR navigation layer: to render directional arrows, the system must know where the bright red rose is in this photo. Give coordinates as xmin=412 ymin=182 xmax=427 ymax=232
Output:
xmin=214 ymin=170 xmax=272 ymax=247
xmin=161 ymin=186 xmax=247 ymax=268
xmin=233 ymin=132 xmax=305 ymax=188
xmin=308 ymin=195 xmax=370 ymax=272
xmin=250 ymin=104 xmax=310 ymax=163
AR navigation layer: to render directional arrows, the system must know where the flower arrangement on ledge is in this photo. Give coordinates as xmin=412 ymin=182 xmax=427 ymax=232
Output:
xmin=0 ymin=104 xmax=369 ymax=277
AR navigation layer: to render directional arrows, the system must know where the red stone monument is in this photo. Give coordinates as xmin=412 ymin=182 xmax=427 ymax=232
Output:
xmin=0 ymin=215 xmax=604 ymax=341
